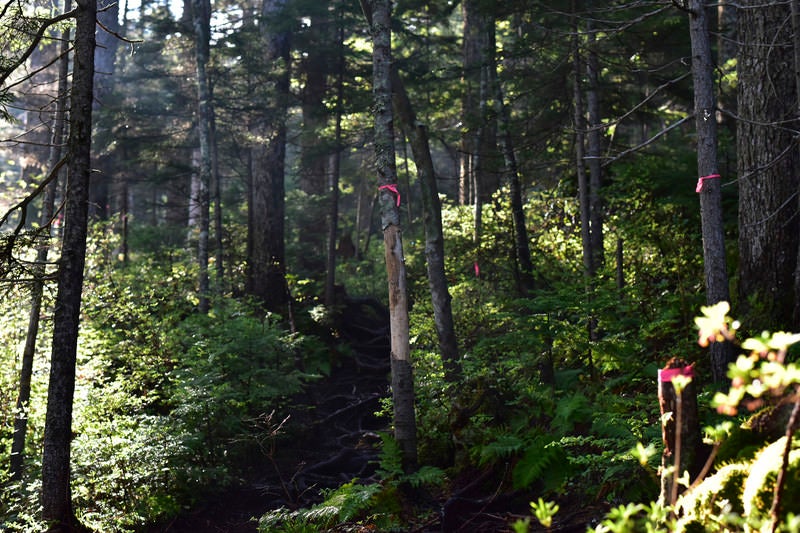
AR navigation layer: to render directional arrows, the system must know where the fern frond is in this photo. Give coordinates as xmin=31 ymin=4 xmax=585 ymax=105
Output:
xmin=512 ymin=437 xmax=569 ymax=490
xmin=479 ymin=433 xmax=526 ymax=466
xmin=403 ymin=465 xmax=446 ymax=488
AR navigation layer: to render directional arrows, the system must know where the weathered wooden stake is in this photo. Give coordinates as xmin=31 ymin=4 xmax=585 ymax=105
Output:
xmin=658 ymin=358 xmax=701 ymax=505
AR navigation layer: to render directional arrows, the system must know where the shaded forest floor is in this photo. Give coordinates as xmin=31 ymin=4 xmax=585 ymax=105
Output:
xmin=147 ymin=297 xmax=394 ymax=533
xmin=148 ymin=298 xmax=607 ymax=533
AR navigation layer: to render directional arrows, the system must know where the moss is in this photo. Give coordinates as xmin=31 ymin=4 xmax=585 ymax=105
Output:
xmin=742 ymin=437 xmax=800 ymax=526
xmin=676 ymin=463 xmax=748 ymax=531
xmin=717 ymin=405 xmax=796 ymax=465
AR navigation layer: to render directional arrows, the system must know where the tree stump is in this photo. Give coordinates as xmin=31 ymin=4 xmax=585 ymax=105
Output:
xmin=659 ymin=357 xmax=701 ymax=505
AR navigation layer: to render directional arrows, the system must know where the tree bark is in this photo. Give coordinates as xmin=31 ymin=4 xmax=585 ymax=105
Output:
xmin=737 ymin=0 xmax=798 ymax=331
xmin=246 ymin=0 xmax=290 ymax=314
xmin=573 ymin=17 xmax=592 ymax=282
xmin=210 ymin=83 xmax=224 ymax=291
xmin=298 ymin=8 xmax=330 ymax=196
xmin=391 ymin=67 xmax=461 ymax=382
xmin=41 ymin=0 xmax=96 ymax=527
xmin=791 ymin=0 xmax=800 ymax=326
xmin=191 ymin=0 xmax=212 ymax=313
xmin=490 ymin=38 xmax=534 ymax=295
xmin=325 ymin=10 xmax=345 ymax=307
xmin=88 ymin=0 xmax=120 ymax=220
xmin=10 ymin=1 xmax=71 ymax=480
xmin=585 ymin=12 xmax=604 ymax=274
xmin=459 ymin=0 xmax=480 ymax=206
xmin=573 ymin=2 xmax=598 ymax=377
xmin=688 ymin=0 xmax=734 ymax=382
xmin=362 ymin=0 xmax=418 ymax=473
xmin=297 ymin=7 xmax=331 ymax=277
xmin=658 ymin=360 xmax=701 ymax=505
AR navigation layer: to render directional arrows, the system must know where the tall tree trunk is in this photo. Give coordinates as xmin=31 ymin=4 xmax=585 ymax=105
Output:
xmin=191 ymin=0 xmax=212 ymax=313
xmin=471 ymin=6 xmax=495 ymax=251
xmin=585 ymin=12 xmax=604 ymax=274
xmin=737 ymin=0 xmax=798 ymax=332
xmin=791 ymin=0 xmax=800 ymax=325
xmin=362 ymin=0 xmax=418 ymax=473
xmin=573 ymin=4 xmax=596 ymax=377
xmin=88 ymin=0 xmax=120 ymax=220
xmin=573 ymin=18 xmax=592 ymax=282
xmin=458 ymin=0 xmax=479 ymax=206
xmin=325 ymin=11 xmax=345 ymax=307
xmin=391 ymin=67 xmax=461 ymax=382
xmin=210 ymin=84 xmax=224 ymax=290
xmin=298 ymin=11 xmax=329 ymax=195
xmin=10 ymin=3 xmax=71 ymax=479
xmin=298 ymin=7 xmax=331 ymax=277
xmin=246 ymin=0 xmax=290 ymax=314
xmin=688 ymin=0 xmax=734 ymax=382
xmin=41 ymin=0 xmax=96 ymax=527
xmin=489 ymin=35 xmax=534 ymax=295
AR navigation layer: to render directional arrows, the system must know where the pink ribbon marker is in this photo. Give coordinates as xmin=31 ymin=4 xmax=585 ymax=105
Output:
xmin=379 ymin=184 xmax=401 ymax=207
xmin=695 ymin=173 xmax=720 ymax=193
xmin=658 ymin=365 xmax=695 ymax=383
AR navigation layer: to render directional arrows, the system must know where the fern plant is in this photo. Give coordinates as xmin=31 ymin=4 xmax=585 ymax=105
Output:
xmin=258 ymin=481 xmax=384 ymax=532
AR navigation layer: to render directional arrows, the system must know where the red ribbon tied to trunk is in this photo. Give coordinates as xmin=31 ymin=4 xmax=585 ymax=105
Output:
xmin=379 ymin=184 xmax=401 ymax=207
xmin=695 ymin=174 xmax=720 ymax=193
xmin=658 ymin=365 xmax=695 ymax=383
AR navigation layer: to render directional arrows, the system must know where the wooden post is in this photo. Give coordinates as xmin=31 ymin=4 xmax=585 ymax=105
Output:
xmin=658 ymin=357 xmax=701 ymax=505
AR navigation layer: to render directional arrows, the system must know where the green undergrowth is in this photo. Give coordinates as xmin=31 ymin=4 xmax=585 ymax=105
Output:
xmin=1 ymin=230 xmax=332 ymax=532
xmin=1 ymin=154 xmax=739 ymax=531
xmin=513 ymin=304 xmax=800 ymax=532
xmin=258 ymin=433 xmax=445 ymax=533
xmin=260 ymin=167 xmax=711 ymax=531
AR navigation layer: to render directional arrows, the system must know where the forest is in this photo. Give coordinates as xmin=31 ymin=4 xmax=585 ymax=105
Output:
xmin=1 ymin=0 xmax=800 ymax=531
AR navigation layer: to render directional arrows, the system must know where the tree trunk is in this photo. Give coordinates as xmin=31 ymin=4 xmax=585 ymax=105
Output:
xmin=210 ymin=84 xmax=224 ymax=291
xmin=585 ymin=12 xmax=604 ymax=274
xmin=792 ymin=0 xmax=800 ymax=326
xmin=11 ymin=3 xmax=71 ymax=479
xmin=737 ymin=0 xmax=798 ymax=331
xmin=88 ymin=0 xmax=120 ymax=220
xmin=391 ymin=67 xmax=461 ymax=382
xmin=298 ymin=9 xmax=329 ymax=196
xmin=471 ymin=6 xmax=496 ymax=251
xmin=246 ymin=0 xmax=290 ymax=314
xmin=459 ymin=0 xmax=479 ymax=206
xmin=191 ymin=0 xmax=212 ymax=313
xmin=325 ymin=11 xmax=345 ymax=307
xmin=688 ymin=0 xmax=734 ymax=382
xmin=490 ymin=38 xmax=534 ymax=295
xmin=297 ymin=8 xmax=331 ymax=277
xmin=573 ymin=18 xmax=592 ymax=282
xmin=573 ymin=3 xmax=597 ymax=377
xmin=41 ymin=0 xmax=96 ymax=527
xmin=362 ymin=0 xmax=418 ymax=473
xmin=658 ymin=360 xmax=701 ymax=505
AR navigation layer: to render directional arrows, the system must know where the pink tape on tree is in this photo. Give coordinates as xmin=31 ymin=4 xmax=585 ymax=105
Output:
xmin=379 ymin=184 xmax=401 ymax=207
xmin=658 ymin=365 xmax=695 ymax=383
xmin=695 ymin=174 xmax=720 ymax=193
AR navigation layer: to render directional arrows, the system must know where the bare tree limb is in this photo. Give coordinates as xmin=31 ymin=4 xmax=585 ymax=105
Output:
xmin=0 ymin=7 xmax=79 ymax=88
xmin=602 ymin=114 xmax=693 ymax=166
xmin=0 ymin=155 xmax=67 ymax=232
xmin=96 ymin=18 xmax=143 ymax=44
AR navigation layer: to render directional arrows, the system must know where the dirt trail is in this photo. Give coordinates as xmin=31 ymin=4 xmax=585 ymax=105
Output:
xmin=150 ymin=297 xmax=392 ymax=532
xmin=149 ymin=297 xmax=606 ymax=532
